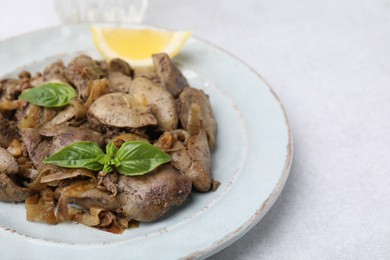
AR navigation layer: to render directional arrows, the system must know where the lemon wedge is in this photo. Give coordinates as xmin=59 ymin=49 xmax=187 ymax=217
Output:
xmin=91 ymin=27 xmax=191 ymax=67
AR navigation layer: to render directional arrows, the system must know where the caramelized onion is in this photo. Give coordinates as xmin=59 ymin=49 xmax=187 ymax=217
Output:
xmin=186 ymin=103 xmax=201 ymax=136
xmin=0 ymin=100 xmax=22 ymax=111
xmin=71 ymin=207 xmax=130 ymax=234
xmin=43 ymin=106 xmax=74 ymax=127
xmin=7 ymin=139 xmax=23 ymax=157
xmin=17 ymin=157 xmax=35 ymax=179
xmin=42 ymin=108 xmax=57 ymax=123
xmin=19 ymin=104 xmax=40 ymax=129
xmin=26 ymin=166 xmax=96 ymax=190
xmin=98 ymin=210 xmax=116 ymax=227
xmin=154 ymin=130 xmax=191 ymax=152
xmin=84 ymin=79 xmax=109 ymax=108
xmin=171 ymin=129 xmax=191 ymax=144
xmin=25 ymin=180 xmax=47 ymax=191
xmin=72 ymin=207 xmax=102 ymax=227
xmin=70 ymin=99 xmax=87 ymax=120
xmin=56 ymin=181 xmax=95 ymax=222
xmin=112 ymin=133 xmax=150 ymax=147
xmin=40 ymin=168 xmax=95 ymax=184
xmin=124 ymin=93 xmax=148 ymax=109
xmin=154 ymin=132 xmax=173 ymax=151
xmin=25 ymin=165 xmax=53 ymax=191
xmin=43 ymin=100 xmax=86 ymax=128
xmin=19 ymin=104 xmax=57 ymax=129
xmin=25 ymin=189 xmax=56 ymax=224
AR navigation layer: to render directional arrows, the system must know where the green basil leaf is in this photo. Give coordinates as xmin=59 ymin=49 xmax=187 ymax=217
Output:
xmin=97 ymin=142 xmax=119 ymax=173
xmin=103 ymin=163 xmax=113 ymax=174
xmin=115 ymin=141 xmax=171 ymax=176
xmin=43 ymin=141 xmax=105 ymax=171
xmin=98 ymin=155 xmax=116 ymax=174
xmin=19 ymin=82 xmax=77 ymax=107
xmin=106 ymin=142 xmax=118 ymax=158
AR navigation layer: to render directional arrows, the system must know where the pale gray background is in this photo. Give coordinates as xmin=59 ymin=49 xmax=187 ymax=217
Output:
xmin=0 ymin=0 xmax=389 ymax=259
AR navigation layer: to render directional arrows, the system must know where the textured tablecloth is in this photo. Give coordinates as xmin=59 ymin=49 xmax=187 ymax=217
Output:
xmin=1 ymin=0 xmax=389 ymax=259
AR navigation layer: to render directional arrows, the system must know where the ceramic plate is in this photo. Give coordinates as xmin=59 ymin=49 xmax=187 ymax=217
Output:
xmin=0 ymin=24 xmax=292 ymax=259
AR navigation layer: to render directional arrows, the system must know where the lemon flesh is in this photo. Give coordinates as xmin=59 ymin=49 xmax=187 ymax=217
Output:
xmin=91 ymin=27 xmax=191 ymax=67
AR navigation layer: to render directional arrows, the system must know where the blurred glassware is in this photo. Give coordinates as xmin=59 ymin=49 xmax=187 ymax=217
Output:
xmin=54 ymin=0 xmax=148 ymax=23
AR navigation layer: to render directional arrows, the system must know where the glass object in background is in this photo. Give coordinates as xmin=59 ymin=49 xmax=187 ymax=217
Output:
xmin=55 ymin=0 xmax=148 ymax=23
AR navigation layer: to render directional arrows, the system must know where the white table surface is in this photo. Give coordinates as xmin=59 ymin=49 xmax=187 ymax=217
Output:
xmin=1 ymin=0 xmax=389 ymax=259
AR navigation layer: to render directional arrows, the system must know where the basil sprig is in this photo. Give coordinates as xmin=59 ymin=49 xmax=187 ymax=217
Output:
xmin=19 ymin=82 xmax=77 ymax=107
xmin=115 ymin=142 xmax=171 ymax=176
xmin=43 ymin=141 xmax=171 ymax=176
